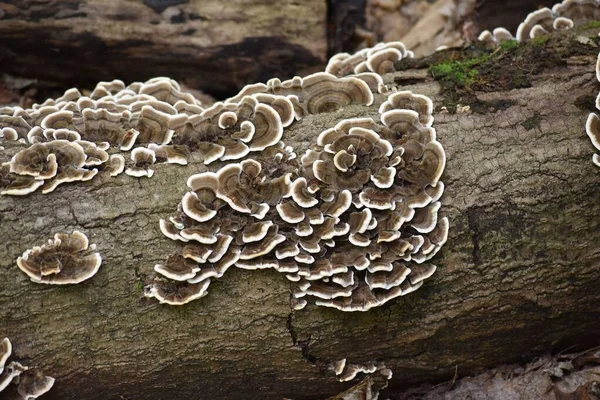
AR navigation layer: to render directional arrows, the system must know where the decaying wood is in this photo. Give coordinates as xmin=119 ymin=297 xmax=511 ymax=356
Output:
xmin=0 ymin=0 xmax=327 ymax=97
xmin=1 ymin=29 xmax=600 ymax=400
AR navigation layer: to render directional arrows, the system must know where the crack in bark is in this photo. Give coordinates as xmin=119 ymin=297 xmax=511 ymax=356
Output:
xmin=287 ymin=312 xmax=319 ymax=366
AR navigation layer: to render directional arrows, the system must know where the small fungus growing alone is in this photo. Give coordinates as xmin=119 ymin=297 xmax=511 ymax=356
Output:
xmin=17 ymin=231 xmax=102 ymax=284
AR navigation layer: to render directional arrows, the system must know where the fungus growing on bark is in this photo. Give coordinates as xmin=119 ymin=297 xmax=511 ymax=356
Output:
xmin=330 ymin=359 xmax=392 ymax=384
xmin=552 ymin=0 xmax=600 ymax=22
xmin=480 ymin=0 xmax=599 ymax=47
xmin=588 ymin=112 xmax=600 ymax=167
xmin=0 ymin=115 xmax=30 ymax=139
xmin=366 ymin=48 xmax=403 ymax=75
xmin=0 ymin=361 xmax=27 ymax=393
xmin=0 ymin=162 xmax=44 ymax=196
xmin=325 ymin=42 xmax=410 ymax=78
xmin=144 ymin=276 xmax=211 ymax=305
xmin=0 ymin=127 xmax=18 ymax=142
xmin=587 ymin=51 xmax=600 ymax=168
xmin=0 ymin=338 xmax=11 ymax=375
xmin=516 ymin=8 xmax=555 ymax=41
xmin=287 ymin=90 xmax=447 ymax=311
xmin=553 ymin=16 xmax=574 ymax=30
xmin=150 ymin=149 xmax=298 ymax=304
xmin=6 ymin=140 xmax=98 ymax=194
xmin=17 ymin=369 xmax=56 ymax=400
xmin=172 ymin=96 xmax=283 ymax=163
xmin=0 ymin=338 xmax=55 ymax=398
xmin=16 ymin=231 xmax=102 ymax=284
xmin=106 ymin=154 xmax=126 ymax=176
xmin=125 ymin=147 xmax=156 ymax=178
xmin=267 ymin=72 xmax=373 ymax=117
xmin=151 ymin=86 xmax=447 ymax=311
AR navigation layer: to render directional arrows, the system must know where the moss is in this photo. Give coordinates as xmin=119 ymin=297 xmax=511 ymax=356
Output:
xmin=424 ymin=25 xmax=598 ymax=114
xmin=521 ymin=113 xmax=542 ymax=131
xmin=529 ymin=36 xmax=550 ymax=47
xmin=430 ymin=62 xmax=475 ymax=87
xmin=499 ymin=39 xmax=520 ymax=52
xmin=579 ymin=20 xmax=600 ymax=30
xmin=428 ymin=54 xmax=491 ymax=109
xmin=136 ymin=280 xmax=144 ymax=294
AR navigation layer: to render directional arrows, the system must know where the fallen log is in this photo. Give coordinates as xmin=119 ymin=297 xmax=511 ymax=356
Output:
xmin=0 ymin=0 xmax=327 ymax=97
xmin=0 ymin=26 xmax=599 ymax=400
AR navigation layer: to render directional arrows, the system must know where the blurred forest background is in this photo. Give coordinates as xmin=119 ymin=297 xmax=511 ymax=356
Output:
xmin=0 ymin=0 xmax=556 ymax=106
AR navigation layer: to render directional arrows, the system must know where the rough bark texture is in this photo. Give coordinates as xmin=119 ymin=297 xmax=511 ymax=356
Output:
xmin=1 ymin=29 xmax=600 ymax=400
xmin=0 ymin=0 xmax=327 ymax=97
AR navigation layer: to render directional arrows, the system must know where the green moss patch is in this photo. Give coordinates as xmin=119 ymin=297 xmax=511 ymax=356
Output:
xmin=418 ymin=26 xmax=599 ymax=113
xmin=521 ymin=113 xmax=542 ymax=131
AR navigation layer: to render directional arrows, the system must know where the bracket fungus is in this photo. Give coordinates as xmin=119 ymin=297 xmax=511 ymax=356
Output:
xmin=480 ymin=0 xmax=600 ymax=47
xmin=151 ymin=88 xmax=448 ymax=311
xmin=0 ymin=338 xmax=54 ymax=399
xmin=227 ymin=72 xmax=375 ymax=119
xmin=0 ymin=77 xmax=212 ymax=196
xmin=326 ymin=42 xmax=412 ymax=78
xmin=17 ymin=231 xmax=102 ymax=284
xmin=0 ymin=69 xmax=380 ymax=198
xmin=329 ymin=358 xmax=393 ymax=385
xmin=17 ymin=369 xmax=56 ymax=400
xmin=477 ymin=28 xmax=515 ymax=48
xmin=587 ymin=52 xmax=600 ymax=168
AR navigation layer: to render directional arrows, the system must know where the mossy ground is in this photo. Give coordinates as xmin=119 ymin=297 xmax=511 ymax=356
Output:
xmin=396 ymin=25 xmax=600 ymax=113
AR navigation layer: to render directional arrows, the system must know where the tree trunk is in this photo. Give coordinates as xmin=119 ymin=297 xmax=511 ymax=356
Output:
xmin=0 ymin=28 xmax=599 ymax=400
xmin=0 ymin=0 xmax=327 ymax=98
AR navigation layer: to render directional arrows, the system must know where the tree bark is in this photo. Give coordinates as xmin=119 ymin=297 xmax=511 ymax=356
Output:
xmin=0 ymin=0 xmax=327 ymax=97
xmin=0 ymin=29 xmax=599 ymax=400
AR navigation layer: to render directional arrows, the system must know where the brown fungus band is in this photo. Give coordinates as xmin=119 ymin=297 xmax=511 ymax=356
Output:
xmin=150 ymin=89 xmax=448 ymax=311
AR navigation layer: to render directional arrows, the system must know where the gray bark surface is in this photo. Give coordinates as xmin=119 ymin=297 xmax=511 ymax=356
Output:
xmin=0 ymin=32 xmax=600 ymax=399
xmin=0 ymin=0 xmax=327 ymax=97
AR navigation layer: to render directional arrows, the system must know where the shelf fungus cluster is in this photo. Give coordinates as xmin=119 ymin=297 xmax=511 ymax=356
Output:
xmin=16 ymin=231 xmax=102 ymax=285
xmin=587 ymin=52 xmax=600 ymax=168
xmin=326 ymin=42 xmax=413 ymax=79
xmin=329 ymin=358 xmax=393 ymax=383
xmin=148 ymin=89 xmax=448 ymax=310
xmin=478 ymin=0 xmax=600 ymax=46
xmin=0 ymin=338 xmax=55 ymax=399
xmin=225 ymin=72 xmax=376 ymax=118
xmin=1 ymin=73 xmax=375 ymax=196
